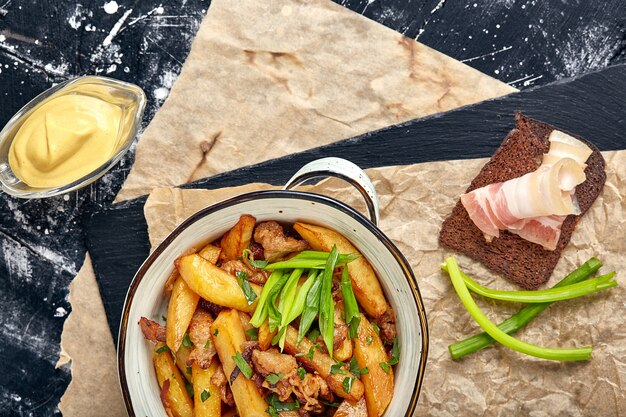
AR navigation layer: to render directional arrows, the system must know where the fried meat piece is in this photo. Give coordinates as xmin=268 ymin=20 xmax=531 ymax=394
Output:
xmin=186 ymin=309 xmax=217 ymax=369
xmin=222 ymin=260 xmax=269 ymax=285
xmin=139 ymin=317 xmax=166 ymax=343
xmin=211 ymin=365 xmax=235 ymax=407
xmin=253 ymin=221 xmax=310 ymax=262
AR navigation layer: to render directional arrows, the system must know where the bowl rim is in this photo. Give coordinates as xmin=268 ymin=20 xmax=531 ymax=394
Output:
xmin=117 ymin=189 xmax=429 ymax=416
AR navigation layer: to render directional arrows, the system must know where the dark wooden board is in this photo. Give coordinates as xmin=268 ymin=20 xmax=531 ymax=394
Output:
xmin=85 ymin=64 xmax=626 ymax=343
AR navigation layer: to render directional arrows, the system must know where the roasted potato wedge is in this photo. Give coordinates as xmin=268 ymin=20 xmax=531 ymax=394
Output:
xmin=211 ymin=309 xmax=268 ymax=417
xmin=198 ymin=243 xmax=222 ymax=264
xmin=283 ymin=326 xmax=364 ymax=402
xmin=192 ymin=360 xmax=222 ymax=417
xmin=177 ymin=254 xmax=261 ymax=313
xmin=334 ymin=397 xmax=368 ymax=417
xmin=353 ymin=315 xmax=393 ymax=417
xmin=153 ymin=342 xmax=194 ymax=417
xmin=293 ymin=222 xmax=389 ymax=318
xmin=175 ymin=344 xmax=193 ymax=382
xmin=220 ymin=214 xmax=256 ymax=261
xmin=166 ymin=276 xmax=200 ymax=352
xmin=257 ymin=319 xmax=276 ymax=350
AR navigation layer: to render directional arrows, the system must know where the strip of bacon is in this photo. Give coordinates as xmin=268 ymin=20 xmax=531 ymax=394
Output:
xmin=460 ymin=130 xmax=591 ymax=251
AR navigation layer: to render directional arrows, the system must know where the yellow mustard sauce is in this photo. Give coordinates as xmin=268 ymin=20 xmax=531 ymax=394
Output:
xmin=8 ymin=93 xmax=122 ymax=188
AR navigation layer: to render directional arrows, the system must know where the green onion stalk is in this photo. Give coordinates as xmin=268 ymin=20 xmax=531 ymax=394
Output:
xmin=444 ymin=256 xmax=593 ymax=361
xmin=447 ymin=257 xmax=605 ymax=359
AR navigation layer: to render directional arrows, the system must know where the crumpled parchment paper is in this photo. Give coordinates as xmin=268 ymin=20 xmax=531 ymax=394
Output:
xmin=143 ymin=151 xmax=625 ymax=417
xmin=59 ymin=0 xmax=516 ymax=413
xmin=114 ymin=0 xmax=514 ymax=202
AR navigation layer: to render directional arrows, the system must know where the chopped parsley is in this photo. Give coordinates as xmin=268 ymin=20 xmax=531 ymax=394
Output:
xmin=232 ymin=352 xmax=253 ymax=379
xmin=186 ymin=366 xmax=192 ymax=375
xmin=371 ymin=322 xmax=380 ymax=334
xmin=245 ymin=327 xmax=259 ymax=341
xmin=388 ymin=336 xmax=400 ymax=365
xmin=161 ymin=315 xmax=167 ymax=322
xmin=182 ymin=332 xmax=192 ymax=348
xmin=213 ymin=328 xmax=219 ymax=336
xmin=243 ymin=248 xmax=269 ymax=269
xmin=200 ymin=389 xmax=210 ymax=402
xmin=349 ymin=357 xmax=367 ymax=378
xmin=264 ymin=372 xmax=284 ymax=385
xmin=236 ymin=271 xmax=258 ymax=305
xmin=366 ymin=335 xmax=373 ymax=345
xmin=266 ymin=394 xmax=300 ymax=412
xmin=204 ymin=339 xmax=211 ymax=349
xmin=330 ymin=362 xmax=347 ymax=375
xmin=295 ymin=344 xmax=318 ymax=360
xmin=342 ymin=376 xmax=355 ymax=394
xmin=297 ymin=367 xmax=306 ymax=380
xmin=379 ymin=362 xmax=391 ymax=373
xmin=155 ymin=345 xmax=170 ymax=354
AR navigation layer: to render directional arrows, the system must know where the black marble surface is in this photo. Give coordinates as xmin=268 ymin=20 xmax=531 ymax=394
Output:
xmin=0 ymin=0 xmax=624 ymax=415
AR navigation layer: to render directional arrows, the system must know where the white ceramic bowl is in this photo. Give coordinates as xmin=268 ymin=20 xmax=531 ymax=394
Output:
xmin=118 ymin=158 xmax=429 ymax=416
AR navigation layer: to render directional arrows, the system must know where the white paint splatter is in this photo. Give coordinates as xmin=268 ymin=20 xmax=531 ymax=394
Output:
xmin=557 ymin=23 xmax=618 ymax=78
xmin=430 ymin=0 xmax=446 ymax=14
xmin=67 ymin=4 xmax=86 ymax=30
xmin=154 ymin=87 xmax=169 ymax=100
xmin=85 ymin=23 xmax=97 ymax=32
xmin=43 ymin=62 xmax=70 ymax=76
xmin=461 ymin=45 xmax=513 ymax=63
xmin=1 ymin=240 xmax=32 ymax=281
xmin=103 ymin=0 xmax=119 ymax=14
xmin=10 ymin=393 xmax=21 ymax=402
xmin=106 ymin=63 xmax=117 ymax=73
xmin=0 ymin=34 xmax=5 ymax=42
xmin=102 ymin=8 xmax=133 ymax=47
xmin=54 ymin=307 xmax=68 ymax=317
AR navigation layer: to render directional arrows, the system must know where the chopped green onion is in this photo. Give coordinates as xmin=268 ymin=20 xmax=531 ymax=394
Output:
xmin=156 ymin=345 xmax=170 ymax=354
xmin=379 ymin=362 xmax=390 ymax=373
xmin=388 ymin=336 xmax=399 ymax=365
xmin=448 ymin=257 xmax=604 ymax=359
xmin=250 ymin=270 xmax=285 ymax=327
xmin=182 ymin=332 xmax=192 ymax=348
xmin=276 ymin=268 xmax=305 ymax=349
xmin=321 ymin=399 xmax=342 ymax=407
xmin=204 ymin=339 xmax=211 ymax=349
xmin=284 ymin=270 xmax=319 ymax=325
xmin=213 ymin=328 xmax=219 ymax=336
xmin=441 ymin=264 xmax=617 ymax=303
xmin=297 ymin=367 xmax=306 ymax=380
xmin=236 ymin=271 xmax=258 ymax=305
xmin=445 ymin=256 xmax=593 ymax=361
xmin=297 ymin=276 xmax=323 ymax=346
xmin=319 ymin=246 xmax=339 ymax=358
xmin=340 ymin=267 xmax=361 ymax=339
xmin=371 ymin=322 xmax=380 ymax=334
xmin=307 ymin=328 xmax=320 ymax=342
xmin=264 ymin=251 xmax=359 ymax=270
xmin=366 ymin=335 xmax=373 ymax=345
xmin=245 ymin=328 xmax=259 ymax=341
xmin=342 ymin=376 xmax=355 ymax=393
xmin=200 ymin=389 xmax=210 ymax=402
xmin=277 ymin=269 xmax=318 ymax=350
xmin=232 ymin=351 xmax=253 ymax=379
xmin=265 ymin=372 xmax=284 ymax=385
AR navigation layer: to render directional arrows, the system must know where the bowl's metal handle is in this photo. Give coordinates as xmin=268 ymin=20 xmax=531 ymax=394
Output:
xmin=282 ymin=157 xmax=380 ymax=226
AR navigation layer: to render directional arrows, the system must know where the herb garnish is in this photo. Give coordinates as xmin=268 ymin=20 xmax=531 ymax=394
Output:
xmin=330 ymin=362 xmax=347 ymax=375
xmin=379 ymin=362 xmax=391 ymax=373
xmin=236 ymin=271 xmax=258 ymax=305
xmin=265 ymin=372 xmax=284 ymax=385
xmin=155 ymin=345 xmax=170 ymax=354
xmin=232 ymin=351 xmax=253 ymax=379
xmin=245 ymin=327 xmax=259 ymax=341
xmin=182 ymin=332 xmax=192 ymax=348
xmin=200 ymin=389 xmax=210 ymax=402
xmin=342 ymin=376 xmax=355 ymax=393
xmin=297 ymin=367 xmax=306 ymax=380
xmin=340 ymin=267 xmax=361 ymax=339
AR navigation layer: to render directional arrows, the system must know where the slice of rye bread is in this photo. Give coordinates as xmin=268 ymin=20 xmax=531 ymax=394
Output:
xmin=439 ymin=112 xmax=606 ymax=289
